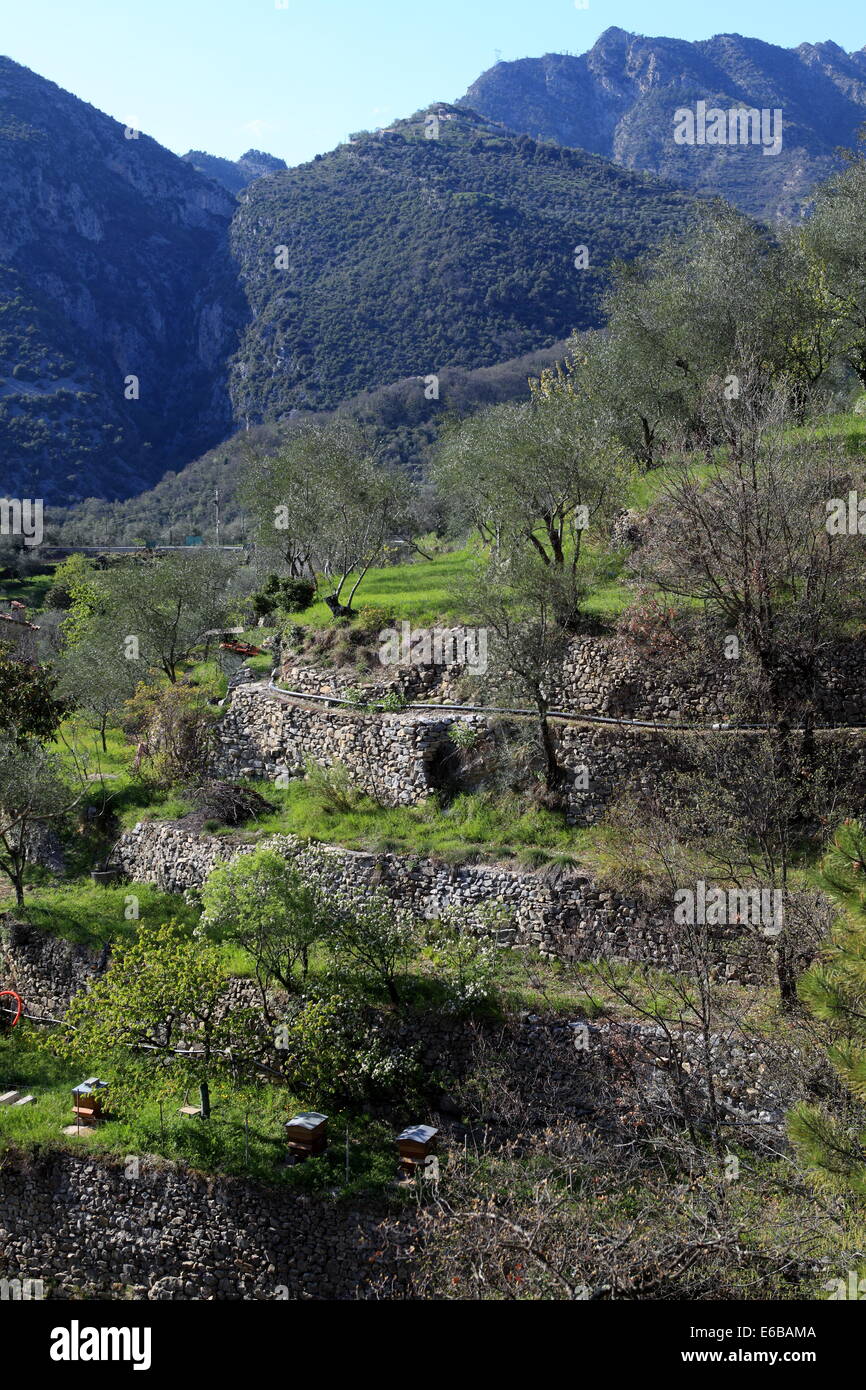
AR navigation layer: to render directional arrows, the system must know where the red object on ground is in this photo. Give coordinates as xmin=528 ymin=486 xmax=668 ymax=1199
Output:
xmin=0 ymin=990 xmax=23 ymax=1028
xmin=219 ymin=640 xmax=264 ymax=657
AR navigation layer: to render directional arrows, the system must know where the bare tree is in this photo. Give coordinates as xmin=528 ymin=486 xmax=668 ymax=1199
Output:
xmin=0 ymin=739 xmax=82 ymax=907
xmin=635 ymin=379 xmax=864 ymax=724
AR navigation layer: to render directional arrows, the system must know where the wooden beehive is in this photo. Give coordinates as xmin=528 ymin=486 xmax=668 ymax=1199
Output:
xmin=71 ymin=1078 xmax=109 ymax=1125
xmin=396 ymin=1124 xmax=438 ymax=1170
xmin=285 ymin=1112 xmax=328 ymax=1160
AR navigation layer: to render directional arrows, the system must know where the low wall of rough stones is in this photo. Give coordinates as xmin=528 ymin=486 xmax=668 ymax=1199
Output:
xmin=556 ymin=634 xmax=866 ymax=725
xmin=113 ymin=821 xmax=769 ymax=983
xmin=213 ymin=685 xmax=866 ymax=828
xmin=212 ymin=682 xmax=673 ymax=825
xmin=0 ymin=1148 xmax=413 ymax=1301
xmin=214 ymin=684 xmax=466 ymax=806
xmin=276 ymin=630 xmax=866 ymax=726
xmin=0 ymin=919 xmax=100 ymax=1021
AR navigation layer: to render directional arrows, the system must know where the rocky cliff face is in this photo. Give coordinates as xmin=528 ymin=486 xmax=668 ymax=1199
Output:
xmin=0 ymin=57 xmax=248 ymax=504
xmin=459 ymin=28 xmax=866 ymax=221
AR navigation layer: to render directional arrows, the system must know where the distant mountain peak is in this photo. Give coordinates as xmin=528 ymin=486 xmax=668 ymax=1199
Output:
xmin=458 ymin=31 xmax=866 ymax=221
xmin=182 ymin=147 xmax=287 ymax=194
xmin=594 ymin=26 xmax=632 ymax=42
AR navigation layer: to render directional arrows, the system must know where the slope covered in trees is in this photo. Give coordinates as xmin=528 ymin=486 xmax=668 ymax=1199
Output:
xmin=227 ymin=105 xmax=699 ymax=421
xmin=0 ymin=56 xmax=246 ymax=504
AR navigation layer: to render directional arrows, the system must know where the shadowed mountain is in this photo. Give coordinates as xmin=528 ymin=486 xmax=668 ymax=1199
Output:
xmin=0 ymin=56 xmax=247 ymax=504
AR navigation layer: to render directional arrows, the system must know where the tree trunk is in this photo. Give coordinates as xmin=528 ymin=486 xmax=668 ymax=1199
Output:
xmin=324 ymin=594 xmax=353 ymax=620
xmin=538 ymin=710 xmax=561 ymax=792
xmin=776 ymin=934 xmax=799 ymax=1013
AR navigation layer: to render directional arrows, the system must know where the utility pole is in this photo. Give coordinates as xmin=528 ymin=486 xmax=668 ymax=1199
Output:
xmin=214 ymin=487 xmax=221 ymax=549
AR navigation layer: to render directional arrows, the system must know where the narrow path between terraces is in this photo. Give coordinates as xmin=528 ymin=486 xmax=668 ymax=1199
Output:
xmin=263 ymin=675 xmax=866 ymax=735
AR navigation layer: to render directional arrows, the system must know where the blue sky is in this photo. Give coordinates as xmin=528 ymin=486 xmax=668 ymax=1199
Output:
xmin=2 ymin=0 xmax=862 ymax=168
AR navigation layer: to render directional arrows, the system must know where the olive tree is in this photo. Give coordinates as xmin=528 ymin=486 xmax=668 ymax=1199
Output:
xmin=243 ymin=421 xmax=409 ymax=616
xmin=0 ymin=739 xmax=81 ymax=907
xmin=79 ymin=549 xmax=238 ymax=684
xmin=803 ymin=136 xmax=866 ymax=389
xmin=634 ymin=384 xmax=864 ymax=722
xmin=434 ymin=390 xmax=629 ymax=577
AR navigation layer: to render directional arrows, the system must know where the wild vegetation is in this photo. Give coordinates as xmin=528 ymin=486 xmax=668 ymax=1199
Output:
xmin=6 ymin=139 xmax=866 ymax=1303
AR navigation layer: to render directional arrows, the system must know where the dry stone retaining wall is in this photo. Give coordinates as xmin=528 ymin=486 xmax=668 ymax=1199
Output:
xmin=0 ymin=1148 xmax=413 ymax=1301
xmin=113 ymin=821 xmax=768 ymax=983
xmin=212 ymin=682 xmax=671 ymax=825
xmin=213 ymin=685 xmax=866 ymax=827
xmin=276 ymin=630 xmax=866 ymax=726
xmin=0 ymin=920 xmax=101 ymax=1021
xmin=214 ymin=684 xmax=466 ymax=806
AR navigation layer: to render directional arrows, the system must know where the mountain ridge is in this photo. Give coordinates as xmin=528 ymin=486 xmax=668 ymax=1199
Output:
xmin=458 ymin=28 xmax=866 ymax=219
xmin=227 ymin=101 xmax=699 ymax=423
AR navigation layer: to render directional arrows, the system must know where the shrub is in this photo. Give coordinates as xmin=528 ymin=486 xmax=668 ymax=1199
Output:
xmin=379 ymin=690 xmax=409 ymax=712
xmin=449 ymin=722 xmax=480 ymax=751
xmin=252 ymin=576 xmax=317 ymax=621
xmin=421 ymin=914 xmax=504 ymax=1017
xmin=121 ymin=681 xmax=218 ymax=787
xmin=304 ymin=760 xmax=361 ymax=814
xmin=278 ymin=990 xmax=423 ymax=1104
xmin=279 ymin=578 xmax=317 ymax=612
xmin=201 ymin=847 xmax=323 ymax=994
xmin=324 ymin=889 xmax=419 ymax=1006
xmin=355 ymin=605 xmax=396 ymax=631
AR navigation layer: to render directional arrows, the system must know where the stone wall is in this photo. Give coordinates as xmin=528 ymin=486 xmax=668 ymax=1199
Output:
xmin=0 ymin=1148 xmax=413 ymax=1301
xmin=213 ymin=683 xmax=866 ymax=828
xmin=558 ymin=722 xmax=866 ymax=825
xmin=113 ymin=821 xmax=769 ymax=983
xmin=275 ymin=628 xmax=866 ymax=726
xmin=0 ymin=919 xmax=101 ymax=1021
xmin=214 ymin=683 xmax=474 ymax=806
xmin=212 ymin=681 xmax=672 ymax=826
xmin=278 ymin=624 xmax=473 ymax=705
xmin=557 ymin=635 xmax=866 ymax=725
xmin=557 ymin=635 xmax=723 ymax=721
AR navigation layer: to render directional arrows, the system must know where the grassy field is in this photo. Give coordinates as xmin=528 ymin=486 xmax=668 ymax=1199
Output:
xmin=47 ymin=711 xmax=607 ymax=866
xmin=0 ymin=1027 xmax=397 ymax=1192
xmin=265 ymin=414 xmax=866 ymax=633
xmin=199 ymin=777 xmax=619 ymax=867
xmin=0 ymin=569 xmax=54 ymax=609
xmin=17 ymin=880 xmax=198 ymax=948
